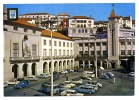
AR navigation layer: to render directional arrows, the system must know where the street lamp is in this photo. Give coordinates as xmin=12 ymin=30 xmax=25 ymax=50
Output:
xmin=45 ymin=16 xmax=57 ymax=96
xmin=90 ymin=34 xmax=98 ymax=78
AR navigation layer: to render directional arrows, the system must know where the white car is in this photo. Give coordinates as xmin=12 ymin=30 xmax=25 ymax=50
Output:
xmin=128 ymin=72 xmax=134 ymax=77
xmin=24 ymin=76 xmax=38 ymax=81
xmin=64 ymin=83 xmax=76 ymax=88
xmin=37 ymin=73 xmax=50 ymax=78
xmin=60 ymin=89 xmax=84 ymax=96
xmin=65 ymin=80 xmax=82 ymax=85
xmin=6 ymin=79 xmax=20 ymax=85
xmin=61 ymin=70 xmax=68 ymax=74
xmin=69 ymin=69 xmax=74 ymax=72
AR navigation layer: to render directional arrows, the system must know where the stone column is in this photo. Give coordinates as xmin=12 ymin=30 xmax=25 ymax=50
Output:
xmin=27 ymin=63 xmax=32 ymax=76
xmin=88 ymin=61 xmax=91 ymax=69
xmin=125 ymin=41 xmax=127 ymax=56
xmin=100 ymin=42 xmax=103 ymax=57
xmin=100 ymin=61 xmax=102 ymax=67
xmin=18 ymin=63 xmax=23 ymax=78
xmin=131 ymin=40 xmax=133 ymax=55
xmin=83 ymin=61 xmax=85 ymax=70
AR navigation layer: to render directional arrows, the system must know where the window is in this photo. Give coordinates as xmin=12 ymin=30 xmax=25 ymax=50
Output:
xmin=59 ymin=50 xmax=61 ymax=56
xmin=133 ymin=42 xmax=135 ymax=45
xmin=96 ymin=43 xmax=100 ymax=46
xmin=85 ymin=29 xmax=87 ymax=33
xmin=70 ymin=43 xmax=72 ymax=47
xmin=97 ymin=51 xmax=100 ymax=55
xmin=49 ymin=49 xmax=51 ymax=56
xmin=78 ymin=29 xmax=81 ymax=33
xmin=127 ymin=50 xmax=131 ymax=55
xmin=67 ymin=42 xmax=69 ymax=47
xmin=67 ymin=50 xmax=69 ymax=56
xmin=13 ymin=43 xmax=19 ymax=57
xmin=121 ymin=42 xmax=125 ymax=45
xmin=90 ymin=51 xmax=94 ymax=56
xmin=85 ymin=43 xmax=88 ymax=47
xmin=32 ymin=44 xmax=37 ymax=57
xmin=90 ymin=43 xmax=94 ymax=47
xmin=13 ymin=26 xmax=18 ymax=31
xmin=49 ymin=40 xmax=51 ymax=46
xmin=79 ymin=51 xmax=83 ymax=56
xmin=103 ymin=50 xmax=107 ymax=57
xmin=54 ymin=49 xmax=57 ymax=56
xmin=79 ymin=43 xmax=83 ymax=47
xmin=54 ymin=41 xmax=57 ymax=46
xmin=127 ymin=42 xmax=131 ymax=45
xmin=59 ymin=41 xmax=61 ymax=47
xmin=63 ymin=42 xmax=65 ymax=47
xmin=43 ymin=40 xmax=46 ymax=45
xmin=121 ymin=50 xmax=125 ymax=55
xmin=63 ymin=50 xmax=65 ymax=56
xmin=71 ymin=50 xmax=72 ymax=55
xmin=33 ymin=30 xmax=36 ymax=34
xmin=43 ymin=49 xmax=47 ymax=57
xmin=24 ymin=28 xmax=28 ymax=32
xmin=102 ymin=43 xmax=107 ymax=46
xmin=133 ymin=50 xmax=135 ymax=55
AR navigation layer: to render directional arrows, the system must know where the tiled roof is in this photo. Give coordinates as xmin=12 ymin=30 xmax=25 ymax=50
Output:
xmin=20 ymin=12 xmax=49 ymax=16
xmin=14 ymin=18 xmax=37 ymax=27
xmin=70 ymin=16 xmax=93 ymax=19
xmin=57 ymin=13 xmax=70 ymax=16
xmin=18 ymin=18 xmax=36 ymax=21
xmin=41 ymin=30 xmax=72 ymax=40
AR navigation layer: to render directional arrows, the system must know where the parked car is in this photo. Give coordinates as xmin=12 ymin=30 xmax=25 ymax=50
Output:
xmin=60 ymin=89 xmax=84 ymax=96
xmin=100 ymin=74 xmax=109 ymax=79
xmin=128 ymin=72 xmax=134 ymax=77
xmin=82 ymin=80 xmax=102 ymax=88
xmin=65 ymin=79 xmax=82 ymax=85
xmin=17 ymin=78 xmax=25 ymax=81
xmin=106 ymin=72 xmax=115 ymax=79
xmin=24 ymin=76 xmax=38 ymax=81
xmin=14 ymin=80 xmax=29 ymax=89
xmin=80 ymin=76 xmax=92 ymax=80
xmin=61 ymin=70 xmax=68 ymax=74
xmin=40 ymin=84 xmax=59 ymax=94
xmin=73 ymin=85 xmax=95 ymax=94
xmin=84 ymin=84 xmax=98 ymax=90
xmin=4 ymin=82 xmax=8 ymax=88
xmin=83 ymin=71 xmax=95 ymax=78
xmin=37 ymin=73 xmax=50 ymax=78
xmin=69 ymin=69 xmax=74 ymax=72
xmin=6 ymin=78 xmax=20 ymax=85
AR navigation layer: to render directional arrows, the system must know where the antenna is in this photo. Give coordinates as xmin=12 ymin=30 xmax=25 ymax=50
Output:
xmin=112 ymin=3 xmax=115 ymax=9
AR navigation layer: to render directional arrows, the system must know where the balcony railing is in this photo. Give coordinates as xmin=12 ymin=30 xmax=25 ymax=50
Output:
xmin=75 ymin=55 xmax=107 ymax=60
xmin=10 ymin=56 xmax=40 ymax=63
xmin=43 ymin=55 xmax=74 ymax=60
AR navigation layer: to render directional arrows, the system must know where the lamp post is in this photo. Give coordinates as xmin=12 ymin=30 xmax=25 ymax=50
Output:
xmin=90 ymin=35 xmax=97 ymax=78
xmin=45 ymin=16 xmax=57 ymax=96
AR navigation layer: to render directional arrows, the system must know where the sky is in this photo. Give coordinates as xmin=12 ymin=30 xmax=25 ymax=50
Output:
xmin=5 ymin=3 xmax=135 ymax=21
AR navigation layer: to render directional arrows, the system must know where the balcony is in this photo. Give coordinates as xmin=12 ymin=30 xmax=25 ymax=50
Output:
xmin=75 ymin=55 xmax=107 ymax=61
xmin=43 ymin=55 xmax=74 ymax=60
xmin=10 ymin=56 xmax=40 ymax=63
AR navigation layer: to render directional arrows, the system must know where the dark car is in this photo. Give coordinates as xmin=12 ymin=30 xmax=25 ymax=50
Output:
xmin=14 ymin=80 xmax=29 ymax=89
xmin=100 ymin=74 xmax=109 ymax=79
xmin=106 ymin=72 xmax=115 ymax=79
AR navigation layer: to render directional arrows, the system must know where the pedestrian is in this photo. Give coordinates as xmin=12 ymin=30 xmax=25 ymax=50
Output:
xmin=66 ymin=76 xmax=69 ymax=81
xmin=113 ymin=77 xmax=115 ymax=84
xmin=23 ymin=91 xmax=26 ymax=96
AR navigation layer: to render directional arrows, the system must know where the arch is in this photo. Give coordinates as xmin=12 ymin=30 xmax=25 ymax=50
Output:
xmin=79 ymin=60 xmax=83 ymax=68
xmin=97 ymin=61 xmax=101 ymax=67
xmin=78 ymin=29 xmax=81 ymax=33
xmin=82 ymin=29 xmax=84 ymax=33
xmin=85 ymin=29 xmax=87 ymax=33
xmin=102 ymin=61 xmax=107 ymax=69
xmin=85 ymin=60 xmax=89 ymax=70
xmin=43 ymin=62 xmax=48 ymax=73
xmin=63 ymin=60 xmax=66 ymax=70
xmin=12 ymin=64 xmax=19 ymax=78
xmin=81 ymin=24 xmax=83 ymax=28
xmin=90 ymin=60 xmax=95 ymax=70
xmin=59 ymin=61 xmax=62 ymax=71
xmin=67 ymin=60 xmax=70 ymax=69
xmin=22 ymin=63 xmax=28 ymax=76
xmin=31 ymin=63 xmax=36 ymax=75
xmin=71 ymin=60 xmax=74 ymax=69
xmin=54 ymin=61 xmax=58 ymax=72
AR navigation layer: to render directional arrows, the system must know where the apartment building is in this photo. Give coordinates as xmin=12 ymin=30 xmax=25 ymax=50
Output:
xmin=68 ymin=16 xmax=94 ymax=38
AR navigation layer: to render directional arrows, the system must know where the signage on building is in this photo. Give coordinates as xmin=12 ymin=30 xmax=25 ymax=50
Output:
xmin=7 ymin=8 xmax=18 ymax=21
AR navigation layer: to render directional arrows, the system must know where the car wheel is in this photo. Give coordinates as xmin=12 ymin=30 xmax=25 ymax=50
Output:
xmin=89 ymin=91 xmax=92 ymax=94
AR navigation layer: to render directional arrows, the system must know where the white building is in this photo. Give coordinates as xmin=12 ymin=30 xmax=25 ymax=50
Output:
xmin=68 ymin=16 xmax=94 ymax=38
xmin=40 ymin=30 xmax=74 ymax=74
